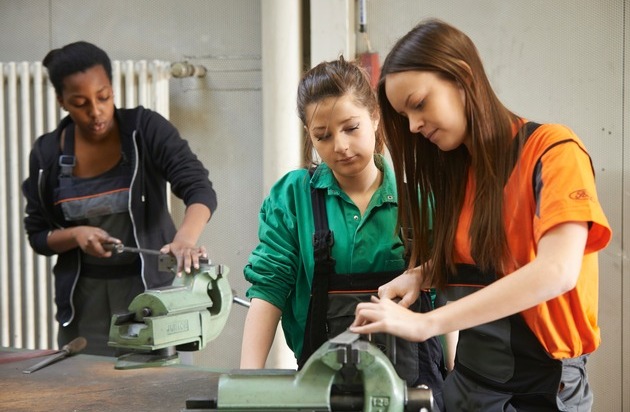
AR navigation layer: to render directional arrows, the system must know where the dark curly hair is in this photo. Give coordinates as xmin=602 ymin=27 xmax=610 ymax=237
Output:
xmin=43 ymin=41 xmax=112 ymax=97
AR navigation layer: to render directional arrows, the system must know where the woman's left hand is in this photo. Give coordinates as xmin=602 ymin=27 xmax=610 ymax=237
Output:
xmin=378 ymin=266 xmax=425 ymax=307
xmin=160 ymin=242 xmax=208 ymax=276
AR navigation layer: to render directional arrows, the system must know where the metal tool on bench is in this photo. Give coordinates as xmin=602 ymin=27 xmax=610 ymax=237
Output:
xmin=106 ymin=243 xmax=236 ymax=369
xmin=184 ymin=331 xmax=434 ymax=412
xmin=22 ymin=337 xmax=87 ymax=374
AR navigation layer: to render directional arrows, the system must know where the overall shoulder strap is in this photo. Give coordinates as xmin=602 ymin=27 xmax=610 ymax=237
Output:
xmin=522 ymin=121 xmax=542 ymax=143
xmin=298 ymin=167 xmax=336 ymax=369
xmin=509 ymin=121 xmax=541 ymax=170
xmin=58 ymin=124 xmax=76 ymax=182
xmin=310 ymin=167 xmax=335 ymax=270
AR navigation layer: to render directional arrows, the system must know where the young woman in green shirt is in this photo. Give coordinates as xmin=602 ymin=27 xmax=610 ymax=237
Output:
xmin=240 ymin=57 xmax=445 ymax=410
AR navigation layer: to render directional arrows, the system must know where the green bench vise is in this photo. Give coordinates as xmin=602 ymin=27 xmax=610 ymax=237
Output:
xmin=184 ymin=331 xmax=435 ymax=412
xmin=108 ymin=256 xmax=232 ymax=369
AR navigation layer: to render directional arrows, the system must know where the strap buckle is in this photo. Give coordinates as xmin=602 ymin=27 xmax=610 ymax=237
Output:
xmin=58 ymin=155 xmax=76 ymax=178
xmin=312 ymin=230 xmax=334 ymax=249
xmin=58 ymin=155 xmax=76 ymax=167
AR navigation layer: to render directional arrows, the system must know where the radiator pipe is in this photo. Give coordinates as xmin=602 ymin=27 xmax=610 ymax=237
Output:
xmin=170 ymin=61 xmax=207 ymax=78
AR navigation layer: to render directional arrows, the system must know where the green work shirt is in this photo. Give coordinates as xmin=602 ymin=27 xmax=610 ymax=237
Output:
xmin=245 ymin=155 xmax=405 ymax=360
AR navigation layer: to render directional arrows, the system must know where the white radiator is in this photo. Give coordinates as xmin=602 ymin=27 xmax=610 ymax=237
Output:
xmin=0 ymin=60 xmax=171 ymax=350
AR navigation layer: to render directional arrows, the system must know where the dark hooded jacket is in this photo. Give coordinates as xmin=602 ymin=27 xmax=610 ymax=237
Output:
xmin=22 ymin=106 xmax=217 ymax=326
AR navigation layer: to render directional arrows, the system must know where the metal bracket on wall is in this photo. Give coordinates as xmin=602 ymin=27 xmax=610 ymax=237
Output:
xmin=170 ymin=61 xmax=208 ymax=78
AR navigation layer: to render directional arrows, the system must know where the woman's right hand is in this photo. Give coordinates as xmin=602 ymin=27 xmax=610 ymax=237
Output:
xmin=72 ymin=226 xmax=121 ymax=257
xmin=46 ymin=226 xmax=120 ymax=255
xmin=378 ymin=265 xmax=425 ymax=308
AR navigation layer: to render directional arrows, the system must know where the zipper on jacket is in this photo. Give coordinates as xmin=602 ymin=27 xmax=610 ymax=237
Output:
xmin=37 ymin=169 xmax=62 ymax=229
xmin=129 ymin=129 xmax=148 ymax=290
xmin=62 ymin=250 xmax=82 ymax=327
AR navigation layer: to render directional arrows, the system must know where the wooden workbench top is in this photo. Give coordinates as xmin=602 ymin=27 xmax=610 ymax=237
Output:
xmin=0 ymin=349 xmax=221 ymax=412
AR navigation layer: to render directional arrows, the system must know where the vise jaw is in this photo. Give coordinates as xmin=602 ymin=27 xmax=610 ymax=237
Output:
xmin=108 ymin=260 xmax=232 ymax=369
xmin=185 ymin=331 xmax=434 ymax=411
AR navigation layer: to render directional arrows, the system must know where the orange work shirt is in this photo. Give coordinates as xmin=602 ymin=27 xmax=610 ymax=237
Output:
xmin=454 ymin=121 xmax=612 ymax=359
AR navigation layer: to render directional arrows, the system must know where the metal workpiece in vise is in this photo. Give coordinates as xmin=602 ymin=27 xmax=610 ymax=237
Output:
xmin=107 ymin=244 xmax=237 ymax=370
xmin=184 ymin=331 xmax=434 ymax=412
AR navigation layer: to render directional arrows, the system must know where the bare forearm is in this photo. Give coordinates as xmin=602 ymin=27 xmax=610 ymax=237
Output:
xmin=46 ymin=227 xmax=79 ymax=253
xmin=427 ymin=266 xmax=554 ymax=335
xmin=422 ymin=223 xmax=587 ymax=338
xmin=352 ymin=222 xmax=588 ymax=342
xmin=443 ymin=328 xmax=458 ymax=372
xmin=173 ymin=203 xmax=212 ymax=246
xmin=240 ymin=298 xmax=282 ymax=368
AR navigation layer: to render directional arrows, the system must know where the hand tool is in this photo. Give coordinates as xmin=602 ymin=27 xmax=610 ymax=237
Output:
xmin=104 ymin=242 xmax=213 ymax=272
xmin=183 ymin=331 xmax=435 ymax=412
xmin=104 ymin=243 xmax=188 ymax=272
xmin=23 ymin=337 xmax=87 ymax=374
xmin=104 ymin=243 xmax=162 ymax=256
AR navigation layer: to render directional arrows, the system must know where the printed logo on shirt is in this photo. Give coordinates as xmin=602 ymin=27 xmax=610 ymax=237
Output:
xmin=569 ymin=189 xmax=592 ymax=201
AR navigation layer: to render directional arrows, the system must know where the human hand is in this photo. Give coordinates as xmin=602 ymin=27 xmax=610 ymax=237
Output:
xmin=349 ymin=296 xmax=428 ymax=342
xmin=377 ymin=266 xmax=424 ymax=308
xmin=160 ymin=241 xmax=208 ymax=276
xmin=73 ymin=226 xmax=121 ymax=257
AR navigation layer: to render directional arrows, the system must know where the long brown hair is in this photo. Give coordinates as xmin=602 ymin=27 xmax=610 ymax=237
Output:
xmin=297 ymin=56 xmax=384 ymax=167
xmin=378 ymin=19 xmax=521 ymax=287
